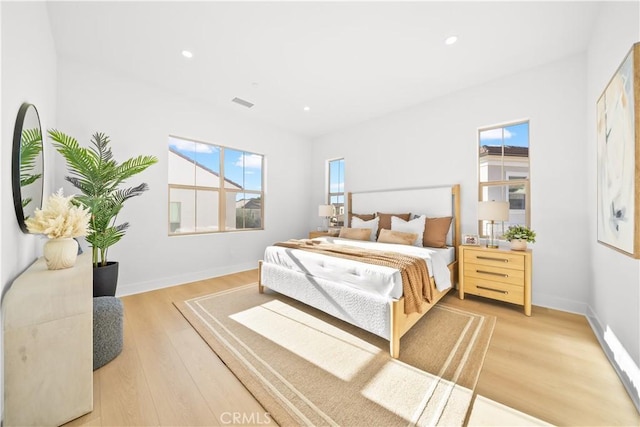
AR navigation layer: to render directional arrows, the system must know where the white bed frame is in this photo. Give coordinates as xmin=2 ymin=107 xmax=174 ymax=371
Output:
xmin=259 ymin=184 xmax=461 ymax=358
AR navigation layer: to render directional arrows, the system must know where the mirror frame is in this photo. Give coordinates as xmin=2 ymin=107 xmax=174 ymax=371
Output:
xmin=12 ymin=103 xmax=44 ymax=234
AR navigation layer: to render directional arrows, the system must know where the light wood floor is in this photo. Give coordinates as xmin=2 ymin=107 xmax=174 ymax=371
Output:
xmin=66 ymin=270 xmax=639 ymax=426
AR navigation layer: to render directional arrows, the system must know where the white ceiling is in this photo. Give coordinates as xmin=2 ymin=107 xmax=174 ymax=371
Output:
xmin=46 ymin=1 xmax=600 ymax=138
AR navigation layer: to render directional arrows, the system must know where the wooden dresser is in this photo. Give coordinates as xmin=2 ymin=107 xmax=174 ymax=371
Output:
xmin=458 ymin=246 xmax=532 ymax=316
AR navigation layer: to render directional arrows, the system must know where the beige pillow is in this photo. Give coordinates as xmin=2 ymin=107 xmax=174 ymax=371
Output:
xmin=351 ymin=213 xmax=375 ymax=221
xmin=377 ymin=229 xmax=418 ymax=246
xmin=338 ymin=227 xmax=372 ymax=241
xmin=423 ymin=217 xmax=453 ymax=248
xmin=376 ymin=212 xmax=411 ymax=237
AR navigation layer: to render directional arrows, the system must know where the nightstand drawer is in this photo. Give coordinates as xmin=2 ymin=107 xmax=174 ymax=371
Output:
xmin=464 ymin=263 xmax=525 ymax=286
xmin=463 ymin=249 xmax=524 ymax=270
xmin=464 ymin=277 xmax=524 ymax=305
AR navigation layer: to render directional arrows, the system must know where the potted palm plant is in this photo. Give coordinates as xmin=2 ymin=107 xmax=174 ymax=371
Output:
xmin=49 ymin=130 xmax=157 ymax=296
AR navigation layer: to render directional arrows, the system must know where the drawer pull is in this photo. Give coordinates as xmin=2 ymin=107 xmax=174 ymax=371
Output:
xmin=477 ymin=285 xmax=508 ymax=295
xmin=476 ymin=269 xmax=509 ymax=278
xmin=477 ymin=256 xmax=509 ymax=263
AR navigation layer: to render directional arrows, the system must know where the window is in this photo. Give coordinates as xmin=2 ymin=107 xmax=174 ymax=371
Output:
xmin=478 ymin=121 xmax=530 ymax=237
xmin=169 ymin=202 xmax=181 ymax=232
xmin=168 ymin=136 xmax=264 ymax=235
xmin=328 ymin=158 xmax=344 ymax=226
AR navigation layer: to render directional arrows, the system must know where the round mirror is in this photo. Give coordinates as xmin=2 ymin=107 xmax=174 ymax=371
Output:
xmin=12 ymin=103 xmax=44 ymax=233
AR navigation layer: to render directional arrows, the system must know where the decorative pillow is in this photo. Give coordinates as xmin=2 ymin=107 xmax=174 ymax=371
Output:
xmin=350 ymin=216 xmax=380 ymax=242
xmin=338 ymin=227 xmax=372 ymax=241
xmin=391 ymin=215 xmax=426 ymax=247
xmin=377 ymin=229 xmax=418 ymax=246
xmin=376 ymin=212 xmax=411 ymax=237
xmin=423 ymin=216 xmax=453 ymax=248
xmin=351 ymin=213 xmax=376 ymax=221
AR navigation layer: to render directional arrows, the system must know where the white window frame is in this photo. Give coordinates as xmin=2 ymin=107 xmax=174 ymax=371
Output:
xmin=327 ymin=158 xmax=345 ymax=226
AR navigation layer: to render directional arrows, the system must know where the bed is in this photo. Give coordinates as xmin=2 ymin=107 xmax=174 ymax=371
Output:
xmin=258 ymin=184 xmax=461 ymax=358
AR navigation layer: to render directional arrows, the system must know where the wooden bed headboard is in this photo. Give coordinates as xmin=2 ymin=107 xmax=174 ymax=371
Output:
xmin=347 ymin=184 xmax=461 ymax=252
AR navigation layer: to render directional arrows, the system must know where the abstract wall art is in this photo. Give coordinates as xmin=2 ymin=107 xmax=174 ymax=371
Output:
xmin=596 ymin=42 xmax=640 ymax=258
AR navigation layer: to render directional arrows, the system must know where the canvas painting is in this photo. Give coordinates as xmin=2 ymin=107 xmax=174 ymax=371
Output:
xmin=596 ymin=43 xmax=640 ymax=258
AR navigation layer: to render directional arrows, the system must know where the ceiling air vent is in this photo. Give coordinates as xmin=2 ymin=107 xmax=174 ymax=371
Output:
xmin=231 ymin=97 xmax=254 ymax=108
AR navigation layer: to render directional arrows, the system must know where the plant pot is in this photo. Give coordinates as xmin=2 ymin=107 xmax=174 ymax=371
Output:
xmin=510 ymin=239 xmax=528 ymax=251
xmin=43 ymin=238 xmax=78 ymax=270
xmin=93 ymin=261 xmax=119 ymax=297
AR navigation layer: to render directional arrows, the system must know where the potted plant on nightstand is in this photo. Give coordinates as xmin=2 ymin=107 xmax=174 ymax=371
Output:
xmin=503 ymin=225 xmax=536 ymax=251
xmin=48 ymin=130 xmax=157 ymax=296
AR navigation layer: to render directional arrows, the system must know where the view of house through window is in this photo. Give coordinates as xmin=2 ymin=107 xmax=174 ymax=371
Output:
xmin=168 ymin=136 xmax=264 ymax=234
xmin=478 ymin=121 xmax=530 ymax=237
xmin=328 ymin=158 xmax=345 ymax=226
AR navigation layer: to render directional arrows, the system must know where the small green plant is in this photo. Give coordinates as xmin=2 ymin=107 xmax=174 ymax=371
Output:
xmin=503 ymin=225 xmax=536 ymax=243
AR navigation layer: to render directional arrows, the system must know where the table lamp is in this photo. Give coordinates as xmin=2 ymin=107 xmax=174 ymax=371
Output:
xmin=318 ymin=204 xmax=333 ymax=231
xmin=478 ymin=201 xmax=509 ymax=248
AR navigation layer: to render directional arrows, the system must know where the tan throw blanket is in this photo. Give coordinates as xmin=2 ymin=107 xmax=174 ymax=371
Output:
xmin=273 ymin=239 xmax=432 ymax=314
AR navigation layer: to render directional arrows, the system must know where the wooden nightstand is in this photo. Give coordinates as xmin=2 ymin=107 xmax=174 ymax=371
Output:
xmin=458 ymin=245 xmax=532 ymax=316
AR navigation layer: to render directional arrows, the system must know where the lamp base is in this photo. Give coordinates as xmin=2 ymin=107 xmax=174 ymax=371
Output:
xmin=485 ymin=220 xmax=500 ymax=249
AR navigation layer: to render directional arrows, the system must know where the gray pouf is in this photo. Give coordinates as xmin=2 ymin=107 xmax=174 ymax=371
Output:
xmin=93 ymin=296 xmax=124 ymax=370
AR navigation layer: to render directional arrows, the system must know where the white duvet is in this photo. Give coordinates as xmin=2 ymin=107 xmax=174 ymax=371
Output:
xmin=262 ymin=237 xmax=453 ymax=300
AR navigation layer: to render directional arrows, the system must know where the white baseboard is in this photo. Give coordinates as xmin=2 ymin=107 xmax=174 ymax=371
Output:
xmin=586 ymin=305 xmax=640 ymax=414
xmin=115 ymin=262 xmax=259 ymax=297
xmin=532 ymin=291 xmax=588 ymax=315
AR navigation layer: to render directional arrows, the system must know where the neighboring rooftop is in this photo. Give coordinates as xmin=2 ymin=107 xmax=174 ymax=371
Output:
xmin=479 ymin=145 xmax=529 ymax=157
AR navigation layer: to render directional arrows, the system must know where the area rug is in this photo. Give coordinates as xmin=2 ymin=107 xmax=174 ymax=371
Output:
xmin=175 ymin=284 xmax=496 ymax=426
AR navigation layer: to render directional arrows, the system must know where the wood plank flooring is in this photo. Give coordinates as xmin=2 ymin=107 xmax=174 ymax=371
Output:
xmin=66 ymin=270 xmax=639 ymax=426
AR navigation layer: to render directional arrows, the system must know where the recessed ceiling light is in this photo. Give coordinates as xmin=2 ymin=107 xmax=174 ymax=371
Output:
xmin=303 ymin=106 xmax=310 ymax=112
xmin=444 ymin=36 xmax=458 ymax=45
xmin=181 ymin=50 xmax=193 ymax=59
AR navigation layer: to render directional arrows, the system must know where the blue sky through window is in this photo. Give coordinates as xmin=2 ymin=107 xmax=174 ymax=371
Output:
xmin=329 ymin=159 xmax=344 ymax=194
xmin=479 ymin=122 xmax=529 ymax=148
xmin=169 ymin=136 xmax=262 ymax=194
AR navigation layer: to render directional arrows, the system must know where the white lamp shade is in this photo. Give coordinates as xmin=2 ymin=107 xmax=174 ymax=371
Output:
xmin=318 ymin=204 xmax=333 ymax=217
xmin=478 ymin=201 xmax=509 ymax=221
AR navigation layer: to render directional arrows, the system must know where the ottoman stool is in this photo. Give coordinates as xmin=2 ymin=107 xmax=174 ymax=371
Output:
xmin=93 ymin=296 xmax=124 ymax=370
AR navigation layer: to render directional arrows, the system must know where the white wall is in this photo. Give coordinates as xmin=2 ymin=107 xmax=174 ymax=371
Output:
xmin=1 ymin=2 xmax=57 ymax=290
xmin=0 ymin=1 xmax=58 ymax=420
xmin=586 ymin=0 xmax=640 ymax=407
xmin=55 ymin=58 xmax=312 ymax=296
xmin=312 ymin=53 xmax=589 ymax=314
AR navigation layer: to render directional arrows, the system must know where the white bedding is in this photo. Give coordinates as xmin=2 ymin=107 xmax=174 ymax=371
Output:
xmin=262 ymin=237 xmax=453 ymax=300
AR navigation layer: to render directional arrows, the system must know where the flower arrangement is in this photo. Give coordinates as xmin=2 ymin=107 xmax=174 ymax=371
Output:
xmin=25 ymin=189 xmax=91 ymax=239
xmin=502 ymin=225 xmax=536 ymax=243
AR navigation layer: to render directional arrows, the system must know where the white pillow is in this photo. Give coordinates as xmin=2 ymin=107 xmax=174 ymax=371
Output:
xmin=391 ymin=215 xmax=426 ymax=247
xmin=351 ymin=216 xmax=379 ymax=242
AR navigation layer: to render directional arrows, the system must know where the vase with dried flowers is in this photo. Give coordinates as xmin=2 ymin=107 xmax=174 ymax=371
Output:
xmin=25 ymin=189 xmax=91 ymax=270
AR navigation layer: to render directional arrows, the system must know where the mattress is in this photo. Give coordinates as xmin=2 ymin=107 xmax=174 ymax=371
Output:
xmin=262 ymin=237 xmax=453 ymax=300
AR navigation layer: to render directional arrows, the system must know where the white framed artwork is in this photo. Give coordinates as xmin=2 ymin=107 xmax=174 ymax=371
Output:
xmin=462 ymin=234 xmax=480 ymax=246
